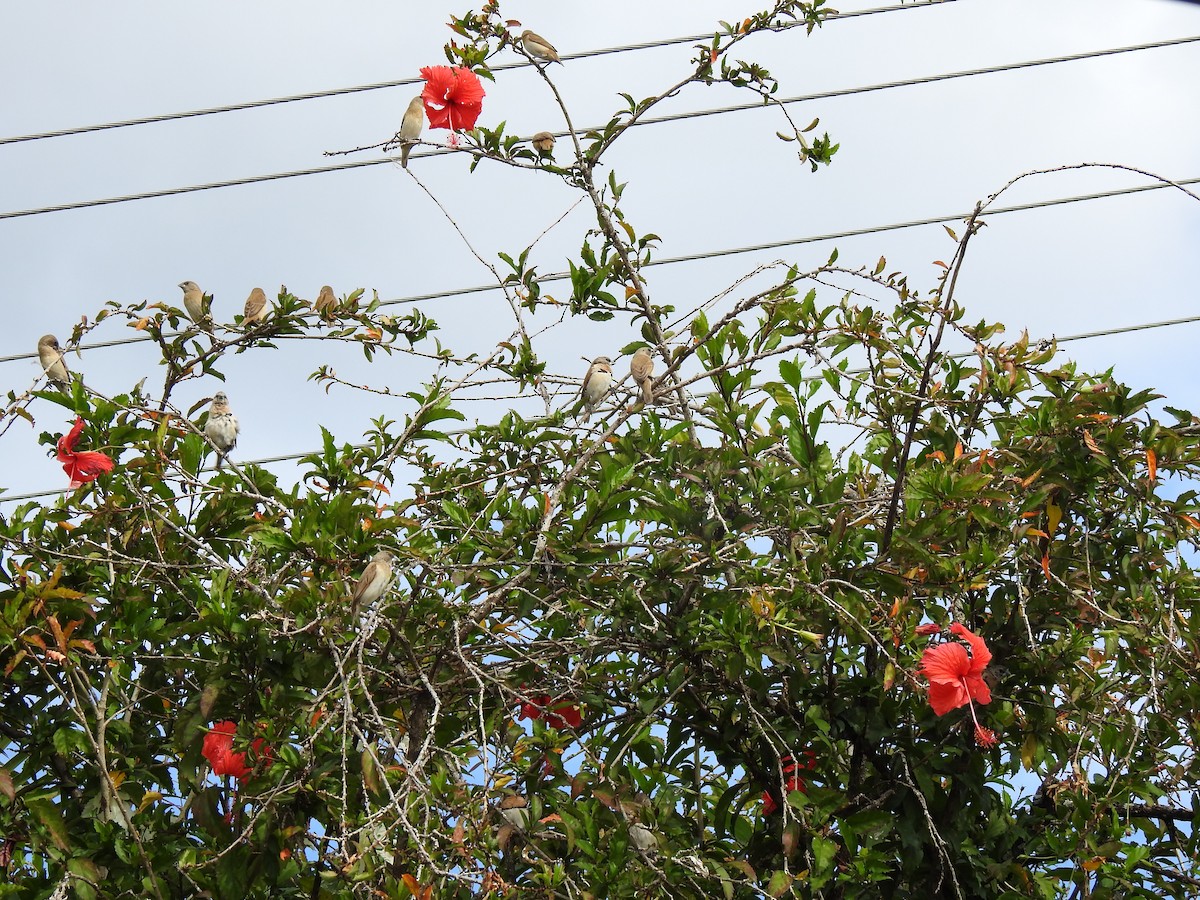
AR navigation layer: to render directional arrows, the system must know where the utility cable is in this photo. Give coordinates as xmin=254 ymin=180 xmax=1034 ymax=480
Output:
xmin=0 ymin=1 xmax=954 ymax=147
xmin=3 ymin=313 xmax=1198 ymax=506
xmin=1 ymin=172 xmax=1196 ymax=366
xmin=2 ymin=34 xmax=1196 ymax=221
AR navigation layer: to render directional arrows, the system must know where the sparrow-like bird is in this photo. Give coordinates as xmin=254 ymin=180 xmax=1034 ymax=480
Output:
xmin=630 ymin=347 xmax=655 ymax=405
xmin=531 ymin=131 xmax=555 ymax=156
xmin=37 ymin=334 xmax=71 ymax=386
xmin=398 ymin=95 xmax=424 ymax=168
xmin=580 ymin=356 xmax=613 ymax=422
xmin=243 ymin=287 xmax=268 ymax=326
xmin=314 ymin=285 xmax=338 ymax=319
xmin=204 ymin=391 xmax=239 ymax=466
xmin=350 ymin=550 xmax=394 ymax=613
xmin=629 ymin=822 xmax=657 ymax=852
xmin=179 ymin=281 xmax=209 ymax=325
xmin=520 ymin=30 xmax=562 ymax=65
xmin=498 ymin=794 xmax=529 ymax=830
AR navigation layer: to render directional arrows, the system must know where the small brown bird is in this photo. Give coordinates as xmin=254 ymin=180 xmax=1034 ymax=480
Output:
xmin=314 ymin=285 xmax=338 ymax=318
xmin=243 ymin=287 xmax=268 ymax=326
xmin=179 ymin=281 xmax=209 ymax=325
xmin=37 ymin=334 xmax=71 ymax=386
xmin=629 ymin=822 xmax=657 ymax=852
xmin=580 ymin=356 xmax=613 ymax=422
xmin=531 ymin=131 xmax=555 ymax=156
xmin=204 ymin=391 xmax=239 ymax=466
xmin=520 ymin=30 xmax=562 ymax=65
xmin=398 ymin=95 xmax=424 ymax=168
xmin=350 ymin=550 xmax=394 ymax=613
xmin=498 ymin=794 xmax=529 ymax=830
xmin=630 ymin=347 xmax=654 ymax=405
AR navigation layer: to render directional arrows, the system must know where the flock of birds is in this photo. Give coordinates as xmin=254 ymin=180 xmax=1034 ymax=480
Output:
xmin=29 ymin=28 xmax=666 ymax=625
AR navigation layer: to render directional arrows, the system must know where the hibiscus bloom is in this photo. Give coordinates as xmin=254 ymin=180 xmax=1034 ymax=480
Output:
xmin=762 ymin=751 xmax=815 ymax=816
xmin=518 ymin=694 xmax=582 ymax=729
xmin=56 ymin=417 xmax=114 ymax=488
xmin=919 ymin=622 xmax=992 ymax=716
xmin=202 ymin=721 xmax=272 ymax=781
xmin=420 ymin=66 xmax=485 ymax=131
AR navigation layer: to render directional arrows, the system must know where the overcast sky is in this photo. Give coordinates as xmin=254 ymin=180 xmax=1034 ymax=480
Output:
xmin=2 ymin=0 xmax=1198 ymax=501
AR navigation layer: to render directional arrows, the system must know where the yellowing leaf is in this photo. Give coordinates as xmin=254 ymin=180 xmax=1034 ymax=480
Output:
xmin=1020 ymin=467 xmax=1044 ymax=488
xmin=1147 ymin=447 xmax=1157 ymax=483
xmin=1081 ymin=857 xmax=1103 ymax=872
xmin=1046 ymin=501 xmax=1062 ymax=539
xmin=136 ymin=791 xmax=163 ymax=815
xmin=134 ymin=317 xmax=150 ymax=331
xmin=1082 ymin=430 xmax=1102 ymax=456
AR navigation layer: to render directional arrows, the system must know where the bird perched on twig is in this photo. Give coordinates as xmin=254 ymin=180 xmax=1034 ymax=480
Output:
xmin=630 ymin=347 xmax=655 ymax=405
xmin=204 ymin=391 xmax=239 ymax=467
xmin=580 ymin=356 xmax=613 ymax=422
xmin=243 ymin=287 xmax=268 ymax=326
xmin=350 ymin=550 xmax=394 ymax=614
xmin=179 ymin=281 xmax=210 ymax=326
xmin=520 ymin=30 xmax=562 ymax=65
xmin=531 ymin=132 xmax=555 ymax=157
xmin=314 ymin=285 xmax=338 ymax=319
xmin=37 ymin=334 xmax=71 ymax=386
xmin=397 ymin=95 xmax=424 ymax=168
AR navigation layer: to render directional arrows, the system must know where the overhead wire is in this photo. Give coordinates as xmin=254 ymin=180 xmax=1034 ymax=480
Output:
xmin=0 ymin=0 xmax=955 ymax=147
xmin=3 ymin=312 xmax=1198 ymax=506
xmin=2 ymin=34 xmax=1197 ymax=221
xmin=1 ymin=172 xmax=1197 ymax=367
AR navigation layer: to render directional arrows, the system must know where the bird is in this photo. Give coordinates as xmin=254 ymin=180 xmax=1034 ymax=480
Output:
xmin=397 ymin=96 xmax=424 ymax=168
xmin=37 ymin=334 xmax=71 ymax=386
xmin=520 ymin=30 xmax=562 ymax=65
xmin=580 ymin=356 xmax=613 ymax=422
xmin=179 ymin=281 xmax=209 ymax=325
xmin=498 ymin=794 xmax=529 ymax=830
xmin=531 ymin=132 xmax=555 ymax=156
xmin=629 ymin=823 xmax=657 ymax=852
xmin=630 ymin=347 xmax=655 ymax=405
xmin=350 ymin=550 xmax=394 ymax=614
xmin=204 ymin=391 xmax=239 ymax=466
xmin=314 ymin=285 xmax=338 ymax=319
xmin=243 ymin=287 xmax=268 ymax=326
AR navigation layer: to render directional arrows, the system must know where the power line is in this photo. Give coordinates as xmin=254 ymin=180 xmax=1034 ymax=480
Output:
xmin=1 ymin=172 xmax=1196 ymax=367
xmin=0 ymin=1 xmax=954 ymax=147
xmin=4 ymin=312 xmax=1199 ymax=506
xmin=2 ymin=33 xmax=1196 ymax=221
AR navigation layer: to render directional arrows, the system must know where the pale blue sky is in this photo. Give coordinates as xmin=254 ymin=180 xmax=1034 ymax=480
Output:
xmin=2 ymin=0 xmax=1198 ymax=497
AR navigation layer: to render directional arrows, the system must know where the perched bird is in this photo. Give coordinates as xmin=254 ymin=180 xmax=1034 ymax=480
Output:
xmin=179 ymin=281 xmax=209 ymax=325
xmin=580 ymin=356 xmax=613 ymax=422
xmin=243 ymin=287 xmax=268 ymax=326
xmin=531 ymin=131 xmax=555 ymax=156
xmin=498 ymin=794 xmax=529 ymax=830
xmin=204 ymin=391 xmax=239 ymax=466
xmin=37 ymin=334 xmax=71 ymax=386
xmin=630 ymin=347 xmax=655 ymax=405
xmin=350 ymin=550 xmax=394 ymax=614
xmin=398 ymin=95 xmax=425 ymax=168
xmin=629 ymin=823 xmax=657 ymax=852
xmin=314 ymin=285 xmax=338 ymax=318
xmin=520 ymin=29 xmax=562 ymax=65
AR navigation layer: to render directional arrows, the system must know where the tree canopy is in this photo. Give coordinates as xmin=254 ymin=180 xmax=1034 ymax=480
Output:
xmin=3 ymin=2 xmax=1200 ymax=897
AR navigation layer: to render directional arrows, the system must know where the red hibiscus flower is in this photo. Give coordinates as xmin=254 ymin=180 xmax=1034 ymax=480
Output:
xmin=518 ymin=694 xmax=582 ymax=729
xmin=420 ymin=66 xmax=485 ymax=131
xmin=56 ymin=417 xmax=114 ymax=489
xmin=762 ymin=751 xmax=815 ymax=816
xmin=202 ymin=721 xmax=272 ymax=781
xmin=920 ymin=622 xmax=992 ymax=715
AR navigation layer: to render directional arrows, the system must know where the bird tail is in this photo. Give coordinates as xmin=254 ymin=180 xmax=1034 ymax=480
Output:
xmin=641 ymin=379 xmax=654 ymax=405
xmin=401 ymin=143 xmax=412 ymax=168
